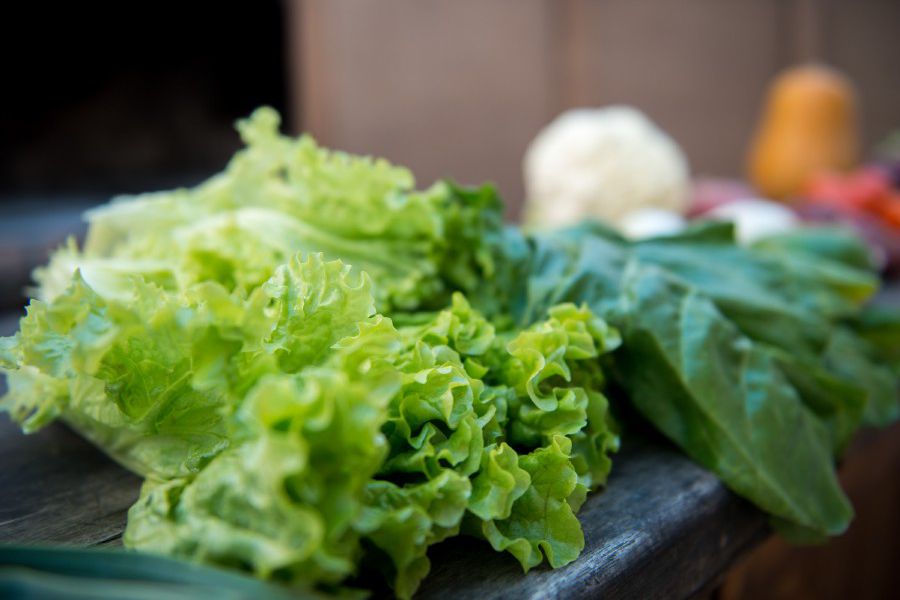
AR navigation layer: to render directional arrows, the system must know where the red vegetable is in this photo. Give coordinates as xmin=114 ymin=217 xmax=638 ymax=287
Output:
xmin=803 ymin=168 xmax=900 ymax=231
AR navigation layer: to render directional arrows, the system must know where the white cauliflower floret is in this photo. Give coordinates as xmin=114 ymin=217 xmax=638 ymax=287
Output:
xmin=523 ymin=106 xmax=690 ymax=228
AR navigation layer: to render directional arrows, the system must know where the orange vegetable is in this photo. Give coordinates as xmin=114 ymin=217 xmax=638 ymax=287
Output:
xmin=747 ymin=64 xmax=860 ymax=201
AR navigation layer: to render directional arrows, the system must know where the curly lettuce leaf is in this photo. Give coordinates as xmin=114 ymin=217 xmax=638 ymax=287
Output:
xmin=368 ymin=297 xmax=619 ymax=594
xmin=261 ymin=254 xmax=375 ymax=372
xmin=1 ymin=254 xmax=382 ymax=479
xmin=37 ymin=108 xmax=505 ymax=314
xmin=4 ymin=273 xmax=235 ymax=476
xmin=358 ymin=471 xmax=471 ymax=599
xmin=125 ymin=365 xmax=399 ymax=587
xmin=476 ymin=436 xmax=585 ymax=571
xmin=125 ymin=311 xmax=403 ymax=584
xmin=494 ymin=303 xmax=620 ymax=490
xmin=111 ymin=287 xmax=620 ymax=599
xmin=467 ymin=442 xmax=530 ymax=521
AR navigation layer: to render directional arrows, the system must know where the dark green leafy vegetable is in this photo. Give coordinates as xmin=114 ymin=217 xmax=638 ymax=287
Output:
xmin=0 ymin=545 xmax=316 ymax=600
xmin=458 ymin=220 xmax=895 ymax=538
xmin=612 ymin=264 xmax=852 ymax=536
xmin=854 ymin=305 xmax=900 ymax=376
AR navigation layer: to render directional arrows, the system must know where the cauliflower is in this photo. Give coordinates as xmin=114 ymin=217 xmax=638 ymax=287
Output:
xmin=523 ymin=106 xmax=690 ymax=228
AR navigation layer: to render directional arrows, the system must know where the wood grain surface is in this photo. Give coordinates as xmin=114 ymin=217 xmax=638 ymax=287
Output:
xmin=0 ymin=203 xmax=89 ymax=311
xmin=417 ymin=437 xmax=766 ymax=600
xmin=0 ymin=412 xmax=766 ymax=599
xmin=0 ymin=418 xmax=140 ymax=548
xmin=0 ymin=307 xmax=770 ymax=596
xmin=0 ymin=286 xmax=770 ymax=600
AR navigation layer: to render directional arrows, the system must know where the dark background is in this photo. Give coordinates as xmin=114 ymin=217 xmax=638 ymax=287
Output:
xmin=1 ymin=2 xmax=286 ymax=202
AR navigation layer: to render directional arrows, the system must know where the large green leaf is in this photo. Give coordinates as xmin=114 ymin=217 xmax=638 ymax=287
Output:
xmin=613 ymin=264 xmax=853 ymax=537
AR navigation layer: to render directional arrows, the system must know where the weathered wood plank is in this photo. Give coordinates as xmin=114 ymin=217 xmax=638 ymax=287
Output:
xmin=0 ymin=203 xmax=89 ymax=310
xmin=418 ymin=436 xmax=766 ymax=600
xmin=0 ymin=313 xmax=21 ymax=338
xmin=0 ymin=297 xmax=766 ymax=597
xmin=0 ymin=313 xmax=140 ymax=547
xmin=0 ymin=417 xmax=140 ymax=547
xmin=0 ymin=286 xmax=894 ymax=598
xmin=0 ymin=410 xmax=766 ymax=598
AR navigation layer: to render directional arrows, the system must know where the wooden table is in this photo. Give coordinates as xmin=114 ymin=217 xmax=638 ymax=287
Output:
xmin=0 ymin=309 xmax=769 ymax=599
xmin=0 ymin=418 xmax=765 ymax=600
xmin=0 ymin=208 xmax=896 ymax=599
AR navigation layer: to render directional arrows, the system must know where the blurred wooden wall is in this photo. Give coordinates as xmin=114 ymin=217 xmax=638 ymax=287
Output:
xmin=287 ymin=0 xmax=900 ymax=218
